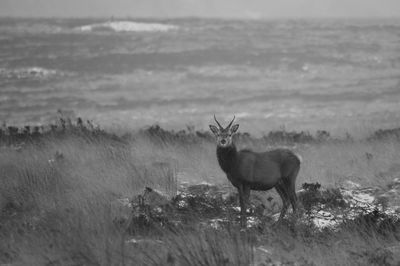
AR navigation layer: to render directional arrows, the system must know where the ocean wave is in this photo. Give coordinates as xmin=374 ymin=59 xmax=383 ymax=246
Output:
xmin=0 ymin=67 xmax=60 ymax=80
xmin=77 ymin=21 xmax=178 ymax=33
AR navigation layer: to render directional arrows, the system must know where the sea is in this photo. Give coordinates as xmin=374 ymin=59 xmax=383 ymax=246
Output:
xmin=1 ymin=17 xmax=400 ymax=136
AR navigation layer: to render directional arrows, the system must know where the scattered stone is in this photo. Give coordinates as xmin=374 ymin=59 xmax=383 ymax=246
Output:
xmin=341 ymin=180 xmax=361 ymax=190
xmin=302 ymin=182 xmax=321 ymax=191
xmin=118 ymin=180 xmax=400 ymax=232
xmin=247 ymin=216 xmax=262 ymax=228
xmin=207 ymin=218 xmax=229 ymax=229
xmin=141 ymin=187 xmax=171 ymax=207
xmin=298 ymin=184 xmax=347 ymax=215
xmin=48 ymin=151 xmax=64 ymax=164
xmin=310 ymin=210 xmax=340 ymax=228
xmin=298 ymin=181 xmax=400 ymax=230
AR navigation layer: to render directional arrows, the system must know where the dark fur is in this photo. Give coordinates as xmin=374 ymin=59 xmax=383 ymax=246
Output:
xmin=216 ymin=142 xmax=301 ymax=226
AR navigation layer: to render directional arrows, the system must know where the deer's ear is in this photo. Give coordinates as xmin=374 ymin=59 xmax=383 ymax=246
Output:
xmin=209 ymin=125 xmax=219 ymax=135
xmin=230 ymin=124 xmax=239 ymax=134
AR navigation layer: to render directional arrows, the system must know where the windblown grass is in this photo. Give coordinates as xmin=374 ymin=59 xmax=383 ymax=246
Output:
xmin=1 ymin=120 xmax=400 ymax=265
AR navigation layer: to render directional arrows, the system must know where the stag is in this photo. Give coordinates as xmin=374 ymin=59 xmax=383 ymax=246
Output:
xmin=210 ymin=115 xmax=301 ymax=227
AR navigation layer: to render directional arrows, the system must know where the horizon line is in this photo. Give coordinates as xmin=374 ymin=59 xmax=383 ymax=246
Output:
xmin=1 ymin=14 xmax=400 ymax=21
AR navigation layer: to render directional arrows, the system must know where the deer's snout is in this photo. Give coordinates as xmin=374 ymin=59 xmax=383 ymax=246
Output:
xmin=218 ymin=137 xmax=231 ymax=147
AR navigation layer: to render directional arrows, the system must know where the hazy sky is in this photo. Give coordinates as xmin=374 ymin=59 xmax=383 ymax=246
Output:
xmin=1 ymin=0 xmax=400 ymax=18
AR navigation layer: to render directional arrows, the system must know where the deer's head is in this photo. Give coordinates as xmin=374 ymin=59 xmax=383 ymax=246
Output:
xmin=209 ymin=115 xmax=239 ymax=147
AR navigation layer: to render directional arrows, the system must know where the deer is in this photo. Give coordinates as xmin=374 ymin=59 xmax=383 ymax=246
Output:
xmin=209 ymin=115 xmax=301 ymax=227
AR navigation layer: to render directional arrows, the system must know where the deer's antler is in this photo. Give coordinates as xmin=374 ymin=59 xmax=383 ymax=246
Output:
xmin=226 ymin=116 xmax=236 ymax=129
xmin=214 ymin=114 xmax=223 ymax=130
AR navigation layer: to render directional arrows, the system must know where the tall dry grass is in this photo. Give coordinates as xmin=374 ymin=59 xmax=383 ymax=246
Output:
xmin=0 ymin=126 xmax=400 ymax=265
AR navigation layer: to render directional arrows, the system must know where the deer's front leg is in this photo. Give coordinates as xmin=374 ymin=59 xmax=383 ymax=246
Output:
xmin=238 ymin=185 xmax=250 ymax=228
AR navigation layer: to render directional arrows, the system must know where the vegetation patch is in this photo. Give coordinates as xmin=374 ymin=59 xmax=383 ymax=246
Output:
xmin=1 ymin=120 xmax=400 ymax=265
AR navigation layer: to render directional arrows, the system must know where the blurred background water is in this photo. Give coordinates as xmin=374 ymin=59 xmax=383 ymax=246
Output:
xmin=1 ymin=18 xmax=399 ymax=136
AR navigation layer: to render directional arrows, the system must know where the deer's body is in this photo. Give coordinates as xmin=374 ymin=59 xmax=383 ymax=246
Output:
xmin=210 ymin=116 xmax=301 ymax=227
xmin=218 ymin=146 xmax=300 ymax=190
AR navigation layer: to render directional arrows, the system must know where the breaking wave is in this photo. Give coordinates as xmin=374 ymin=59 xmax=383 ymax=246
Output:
xmin=77 ymin=21 xmax=178 ymax=33
xmin=0 ymin=67 xmax=61 ymax=80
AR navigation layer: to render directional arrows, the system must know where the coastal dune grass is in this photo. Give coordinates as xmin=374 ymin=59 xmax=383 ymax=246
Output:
xmin=0 ymin=125 xmax=400 ymax=265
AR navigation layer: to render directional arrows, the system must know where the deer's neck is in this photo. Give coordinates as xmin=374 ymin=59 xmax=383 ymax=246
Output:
xmin=216 ymin=145 xmax=238 ymax=174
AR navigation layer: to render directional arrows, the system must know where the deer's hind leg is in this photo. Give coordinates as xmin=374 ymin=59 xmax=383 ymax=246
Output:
xmin=275 ymin=183 xmax=289 ymax=221
xmin=286 ymin=167 xmax=300 ymax=216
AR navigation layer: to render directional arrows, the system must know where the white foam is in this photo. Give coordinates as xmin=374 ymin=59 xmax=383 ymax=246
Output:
xmin=77 ymin=21 xmax=178 ymax=33
xmin=0 ymin=67 xmax=59 ymax=80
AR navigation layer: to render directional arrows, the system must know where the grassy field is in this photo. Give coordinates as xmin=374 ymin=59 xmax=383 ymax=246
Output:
xmin=1 ymin=119 xmax=400 ymax=265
